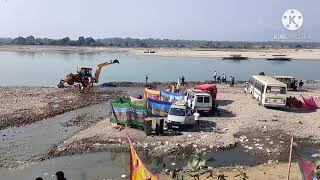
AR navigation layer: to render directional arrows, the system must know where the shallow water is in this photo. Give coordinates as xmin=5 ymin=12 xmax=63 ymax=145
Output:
xmin=0 ymin=51 xmax=319 ymax=86
xmin=0 ymin=147 xmax=263 ymax=180
xmin=0 ymin=102 xmax=110 ymax=166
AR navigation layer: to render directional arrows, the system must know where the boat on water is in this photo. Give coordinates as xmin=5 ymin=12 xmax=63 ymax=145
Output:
xmin=266 ymin=57 xmax=292 ymax=61
xmin=221 ymin=54 xmax=248 ymax=60
xmin=266 ymin=54 xmax=292 ymax=61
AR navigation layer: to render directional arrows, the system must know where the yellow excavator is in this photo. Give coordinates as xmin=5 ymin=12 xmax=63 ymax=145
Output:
xmin=58 ymin=59 xmax=119 ymax=89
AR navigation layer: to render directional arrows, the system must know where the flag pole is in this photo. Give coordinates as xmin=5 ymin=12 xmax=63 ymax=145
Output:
xmin=287 ymin=137 xmax=294 ymax=180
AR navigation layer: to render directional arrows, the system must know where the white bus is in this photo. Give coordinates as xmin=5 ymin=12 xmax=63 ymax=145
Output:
xmin=245 ymin=75 xmax=287 ymax=107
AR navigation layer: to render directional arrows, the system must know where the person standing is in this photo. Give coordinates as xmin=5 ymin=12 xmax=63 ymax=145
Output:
xmin=222 ymin=74 xmax=226 ymax=83
xmin=181 ymin=75 xmax=185 ymax=86
xmin=213 ymin=70 xmax=217 ymax=81
xmin=56 ymin=171 xmax=67 ymax=180
xmin=193 ymin=110 xmax=200 ymax=130
xmin=232 ymin=76 xmax=235 ymax=86
xmin=145 ymin=74 xmax=148 ymax=84
xmin=299 ymin=80 xmax=304 ymax=91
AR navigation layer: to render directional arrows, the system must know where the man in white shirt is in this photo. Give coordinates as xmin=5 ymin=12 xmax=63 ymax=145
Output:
xmin=193 ymin=110 xmax=200 ymax=130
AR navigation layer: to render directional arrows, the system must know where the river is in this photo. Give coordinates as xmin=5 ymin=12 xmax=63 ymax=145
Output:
xmin=0 ymin=51 xmax=319 ymax=86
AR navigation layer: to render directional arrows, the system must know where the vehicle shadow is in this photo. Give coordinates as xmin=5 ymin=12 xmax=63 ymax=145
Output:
xmin=204 ymin=109 xmax=236 ymax=118
xmin=182 ymin=120 xmax=217 ymax=132
xmin=215 ymin=99 xmax=234 ymax=106
xmin=270 ymin=107 xmax=317 ymax=113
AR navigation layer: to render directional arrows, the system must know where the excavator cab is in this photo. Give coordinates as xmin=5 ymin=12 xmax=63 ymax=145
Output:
xmin=79 ymin=67 xmax=92 ymax=77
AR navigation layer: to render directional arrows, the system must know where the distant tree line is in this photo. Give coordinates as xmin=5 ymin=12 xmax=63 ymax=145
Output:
xmin=0 ymin=36 xmax=319 ymax=49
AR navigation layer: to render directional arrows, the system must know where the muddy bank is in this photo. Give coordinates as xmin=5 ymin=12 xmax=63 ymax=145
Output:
xmin=48 ymin=118 xmax=236 ymax=161
xmin=0 ymin=87 xmax=122 ymax=130
xmin=159 ymin=163 xmax=302 ymax=180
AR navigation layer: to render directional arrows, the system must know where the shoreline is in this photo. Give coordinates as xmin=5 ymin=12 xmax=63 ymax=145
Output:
xmin=0 ymin=45 xmax=320 ymax=60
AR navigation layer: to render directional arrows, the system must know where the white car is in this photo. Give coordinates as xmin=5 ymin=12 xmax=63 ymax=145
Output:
xmin=166 ymin=103 xmax=194 ymax=129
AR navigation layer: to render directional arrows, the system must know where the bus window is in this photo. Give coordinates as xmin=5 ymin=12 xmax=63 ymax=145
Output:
xmin=266 ymin=86 xmax=286 ymax=94
xmin=204 ymin=96 xmax=210 ymax=103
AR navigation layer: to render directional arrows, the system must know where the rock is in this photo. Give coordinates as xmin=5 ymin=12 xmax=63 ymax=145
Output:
xmin=266 ymin=149 xmax=271 ymax=153
xmin=121 ymin=174 xmax=127 ymax=178
xmin=193 ymin=144 xmax=198 ymax=148
xmin=188 ymin=134 xmax=192 ymax=138
xmin=201 ymin=135 xmax=208 ymax=139
xmin=269 ymin=141 xmax=274 ymax=145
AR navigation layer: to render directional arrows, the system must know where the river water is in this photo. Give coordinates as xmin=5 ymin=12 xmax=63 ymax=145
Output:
xmin=0 ymin=51 xmax=319 ymax=86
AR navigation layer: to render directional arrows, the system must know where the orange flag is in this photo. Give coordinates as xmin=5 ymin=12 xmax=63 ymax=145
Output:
xmin=126 ymin=134 xmax=159 ymax=180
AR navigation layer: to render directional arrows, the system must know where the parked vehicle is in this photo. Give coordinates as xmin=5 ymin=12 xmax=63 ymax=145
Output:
xmin=274 ymin=76 xmax=297 ymax=91
xmin=195 ymin=84 xmax=217 ymax=100
xmin=166 ymin=101 xmax=194 ymax=128
xmin=245 ymin=75 xmax=287 ymax=107
xmin=184 ymin=89 xmax=212 ymax=112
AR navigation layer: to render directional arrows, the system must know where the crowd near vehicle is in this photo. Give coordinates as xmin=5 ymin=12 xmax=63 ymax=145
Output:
xmin=166 ymin=101 xmax=194 ymax=128
xmin=184 ymin=89 xmax=213 ymax=113
xmin=274 ymin=76 xmax=297 ymax=91
xmin=58 ymin=59 xmax=119 ymax=89
xmin=245 ymin=75 xmax=287 ymax=107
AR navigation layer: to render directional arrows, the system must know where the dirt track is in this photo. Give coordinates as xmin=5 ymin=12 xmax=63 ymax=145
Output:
xmin=0 ymin=86 xmax=122 ymax=130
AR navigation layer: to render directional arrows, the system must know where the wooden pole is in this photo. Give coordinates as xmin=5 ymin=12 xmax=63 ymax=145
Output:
xmin=287 ymin=137 xmax=294 ymax=180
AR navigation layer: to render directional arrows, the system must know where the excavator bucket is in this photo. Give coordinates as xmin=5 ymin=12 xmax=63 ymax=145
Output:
xmin=112 ymin=59 xmax=120 ymax=64
xmin=58 ymin=79 xmax=66 ymax=88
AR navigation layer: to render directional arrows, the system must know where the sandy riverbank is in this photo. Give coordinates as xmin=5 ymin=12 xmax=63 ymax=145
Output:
xmin=0 ymin=86 xmax=123 ymax=130
xmin=0 ymin=45 xmax=320 ymax=60
xmin=49 ymin=83 xmax=320 ymax=163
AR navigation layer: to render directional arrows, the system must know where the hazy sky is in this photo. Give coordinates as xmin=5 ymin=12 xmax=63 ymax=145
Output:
xmin=0 ymin=0 xmax=319 ymax=41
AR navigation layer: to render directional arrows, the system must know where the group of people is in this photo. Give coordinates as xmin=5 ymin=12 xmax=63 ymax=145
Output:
xmin=213 ymin=70 xmax=235 ymax=86
xmin=291 ymin=79 xmax=304 ymax=91
xmin=35 ymin=171 xmax=67 ymax=180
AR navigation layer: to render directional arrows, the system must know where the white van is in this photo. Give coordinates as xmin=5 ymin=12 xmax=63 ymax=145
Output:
xmin=184 ymin=89 xmax=212 ymax=112
xmin=246 ymin=75 xmax=287 ymax=107
xmin=166 ymin=102 xmax=194 ymax=128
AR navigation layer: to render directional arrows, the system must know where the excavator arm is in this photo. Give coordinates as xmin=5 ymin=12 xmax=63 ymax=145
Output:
xmin=94 ymin=59 xmax=119 ymax=83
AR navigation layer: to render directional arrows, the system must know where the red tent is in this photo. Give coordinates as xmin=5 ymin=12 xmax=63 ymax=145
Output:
xmin=301 ymin=96 xmax=318 ymax=110
xmin=195 ymin=84 xmax=217 ymax=99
